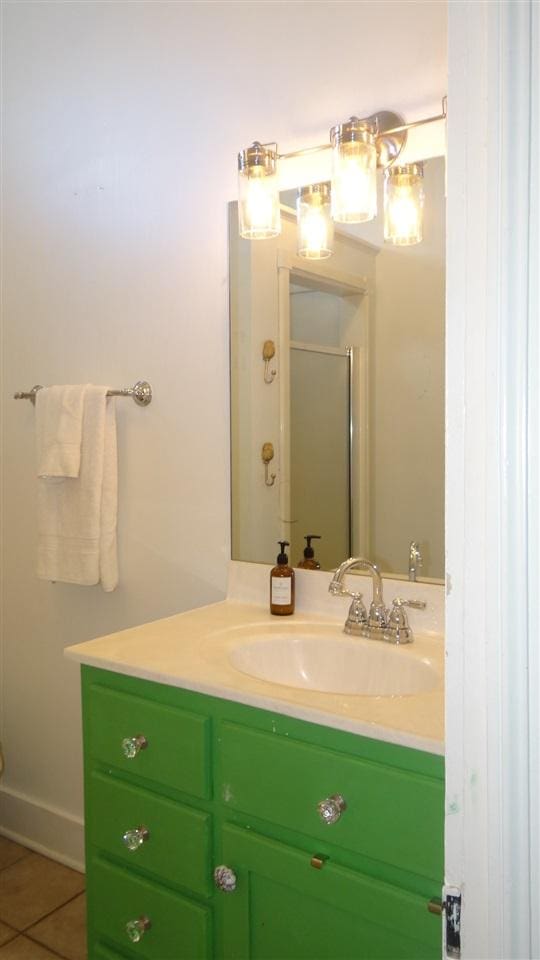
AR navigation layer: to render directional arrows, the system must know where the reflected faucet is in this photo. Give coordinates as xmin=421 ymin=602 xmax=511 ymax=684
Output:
xmin=329 ymin=556 xmax=426 ymax=644
xmin=408 ymin=541 xmax=423 ymax=581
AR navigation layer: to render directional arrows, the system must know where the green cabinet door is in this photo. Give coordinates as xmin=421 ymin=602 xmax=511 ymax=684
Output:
xmin=92 ymin=945 xmax=129 ymax=959
xmin=217 ymin=825 xmax=441 ymax=960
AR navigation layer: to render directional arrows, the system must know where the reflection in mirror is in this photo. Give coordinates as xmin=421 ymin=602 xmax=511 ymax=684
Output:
xmin=230 ymin=157 xmax=445 ymax=580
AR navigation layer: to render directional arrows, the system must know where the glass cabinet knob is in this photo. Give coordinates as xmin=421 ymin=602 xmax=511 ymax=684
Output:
xmin=317 ymin=793 xmax=347 ymax=825
xmin=122 ymin=825 xmax=150 ymax=852
xmin=213 ymin=865 xmax=237 ymax=892
xmin=125 ymin=915 xmax=151 ymax=943
xmin=121 ymin=734 xmax=148 ymax=759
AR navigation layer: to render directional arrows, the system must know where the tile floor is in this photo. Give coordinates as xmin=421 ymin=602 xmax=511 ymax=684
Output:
xmin=0 ymin=836 xmax=86 ymax=960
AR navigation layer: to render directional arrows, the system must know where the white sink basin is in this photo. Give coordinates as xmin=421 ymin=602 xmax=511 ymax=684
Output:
xmin=228 ymin=627 xmax=439 ymax=697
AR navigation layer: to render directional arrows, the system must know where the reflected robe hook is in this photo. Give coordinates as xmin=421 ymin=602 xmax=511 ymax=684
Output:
xmin=261 ymin=442 xmax=276 ymax=486
xmin=263 ymin=340 xmax=277 ymax=384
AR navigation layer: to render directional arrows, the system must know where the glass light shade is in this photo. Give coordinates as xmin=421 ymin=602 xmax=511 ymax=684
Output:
xmin=238 ymin=142 xmax=280 ymax=239
xmin=384 ymin=163 xmax=425 ymax=245
xmin=330 ymin=118 xmax=377 ymax=223
xmin=297 ymin=182 xmax=334 ymax=260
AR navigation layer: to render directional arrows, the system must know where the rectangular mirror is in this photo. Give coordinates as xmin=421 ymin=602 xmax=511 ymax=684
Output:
xmin=230 ymin=157 xmax=445 ymax=581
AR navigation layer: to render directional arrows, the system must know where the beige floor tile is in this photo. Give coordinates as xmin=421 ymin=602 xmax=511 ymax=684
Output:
xmin=0 ymin=839 xmax=29 ymax=873
xmin=27 ymin=893 xmax=86 ymax=960
xmin=0 ymin=924 xmax=17 ymax=948
xmin=0 ymin=936 xmax=60 ymax=959
xmin=0 ymin=852 xmax=84 ymax=931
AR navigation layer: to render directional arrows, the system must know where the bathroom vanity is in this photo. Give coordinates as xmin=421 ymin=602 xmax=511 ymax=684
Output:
xmin=66 ymin=566 xmax=445 ymax=960
xmin=82 ymin=666 xmax=442 ymax=959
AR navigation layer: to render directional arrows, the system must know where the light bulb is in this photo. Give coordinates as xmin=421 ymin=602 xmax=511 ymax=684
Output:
xmin=330 ymin=118 xmax=377 ymax=223
xmin=297 ymin=182 xmax=333 ymax=260
xmin=384 ymin=163 xmax=424 ymax=245
xmin=238 ymin=142 xmax=280 ymax=239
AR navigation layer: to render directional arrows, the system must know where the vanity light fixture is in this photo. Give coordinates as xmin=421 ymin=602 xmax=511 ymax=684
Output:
xmin=237 ymin=97 xmax=446 ymax=247
xmin=384 ymin=162 xmax=425 ymax=246
xmin=297 ymin=182 xmax=334 ymax=260
xmin=330 ymin=118 xmax=378 ymax=223
xmin=238 ymin=141 xmax=281 ymax=239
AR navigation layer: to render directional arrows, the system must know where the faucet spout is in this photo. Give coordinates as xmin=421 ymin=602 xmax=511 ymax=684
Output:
xmin=330 ymin=556 xmax=382 ymax=598
xmin=359 ymin=558 xmax=384 ymax=606
xmin=329 ymin=557 xmax=387 ymax=637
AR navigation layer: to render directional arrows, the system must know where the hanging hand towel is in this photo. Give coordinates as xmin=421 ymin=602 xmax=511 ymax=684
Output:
xmin=35 ymin=385 xmax=88 ymax=478
xmin=36 ymin=385 xmax=118 ymax=591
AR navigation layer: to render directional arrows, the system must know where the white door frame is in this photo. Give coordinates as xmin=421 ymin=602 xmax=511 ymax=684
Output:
xmin=446 ymin=2 xmax=539 ymax=957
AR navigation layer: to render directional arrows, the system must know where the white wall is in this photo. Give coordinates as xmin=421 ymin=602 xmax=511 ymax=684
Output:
xmin=0 ymin=0 xmax=447 ymax=866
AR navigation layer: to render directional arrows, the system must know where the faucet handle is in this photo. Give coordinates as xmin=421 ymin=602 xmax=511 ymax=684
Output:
xmin=392 ymin=597 xmax=426 ymax=611
xmin=385 ymin=597 xmax=426 ymax=644
xmin=345 ymin=592 xmax=367 ymax=632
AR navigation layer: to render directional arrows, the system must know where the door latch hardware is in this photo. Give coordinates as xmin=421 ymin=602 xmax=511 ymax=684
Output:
xmin=444 ymin=891 xmax=462 ymax=959
xmin=428 ymin=889 xmax=461 ymax=959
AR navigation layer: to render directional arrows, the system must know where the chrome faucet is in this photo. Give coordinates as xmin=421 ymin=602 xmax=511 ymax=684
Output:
xmin=329 ymin=557 xmax=387 ymax=639
xmin=408 ymin=541 xmax=423 ymax=581
xmin=329 ymin=556 xmax=426 ymax=644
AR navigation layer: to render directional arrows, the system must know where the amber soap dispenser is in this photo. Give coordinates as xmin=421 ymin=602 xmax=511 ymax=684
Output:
xmin=270 ymin=541 xmax=295 ymax=615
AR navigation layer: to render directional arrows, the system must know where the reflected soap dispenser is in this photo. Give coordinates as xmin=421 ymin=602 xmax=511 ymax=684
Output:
xmin=270 ymin=541 xmax=295 ymax=616
xmin=298 ymin=534 xmax=321 ymax=570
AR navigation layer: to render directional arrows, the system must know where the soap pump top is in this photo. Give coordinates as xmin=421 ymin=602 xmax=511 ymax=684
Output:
xmin=298 ymin=534 xmax=321 ymax=570
xmin=270 ymin=541 xmax=295 ymax=616
xmin=276 ymin=541 xmax=290 ymax=565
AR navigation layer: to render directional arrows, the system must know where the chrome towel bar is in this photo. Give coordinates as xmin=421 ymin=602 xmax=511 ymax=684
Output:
xmin=13 ymin=380 xmax=152 ymax=407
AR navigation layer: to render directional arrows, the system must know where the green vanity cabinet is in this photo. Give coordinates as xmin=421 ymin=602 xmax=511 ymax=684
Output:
xmin=81 ymin=666 xmax=444 ymax=960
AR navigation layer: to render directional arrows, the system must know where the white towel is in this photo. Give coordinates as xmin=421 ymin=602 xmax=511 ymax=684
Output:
xmin=35 ymin=385 xmax=87 ymax=478
xmin=36 ymin=385 xmax=118 ymax=592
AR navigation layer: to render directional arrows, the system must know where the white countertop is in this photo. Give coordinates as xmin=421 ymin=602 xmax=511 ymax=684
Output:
xmin=65 ymin=591 xmax=444 ymax=756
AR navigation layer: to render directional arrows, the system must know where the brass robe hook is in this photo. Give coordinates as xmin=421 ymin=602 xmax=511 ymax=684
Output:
xmin=263 ymin=340 xmax=277 ymax=384
xmin=261 ymin=442 xmax=276 ymax=486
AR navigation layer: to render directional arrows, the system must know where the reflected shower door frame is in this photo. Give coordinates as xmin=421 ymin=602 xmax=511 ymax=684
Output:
xmin=290 ymin=341 xmax=353 ymax=568
xmin=276 ymin=251 xmax=370 ymax=565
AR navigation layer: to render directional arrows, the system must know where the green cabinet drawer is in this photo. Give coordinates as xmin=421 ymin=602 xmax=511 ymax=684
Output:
xmin=87 ymin=771 xmax=212 ymax=897
xmin=217 ymin=722 xmax=443 ymax=882
xmin=92 ymin=945 xmax=127 ymax=959
xmin=89 ymin=856 xmax=211 ymax=960
xmin=85 ymin=682 xmax=210 ymax=798
xmin=218 ymin=824 xmax=441 ymax=960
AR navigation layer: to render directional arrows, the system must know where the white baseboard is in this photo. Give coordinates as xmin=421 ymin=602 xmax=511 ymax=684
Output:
xmin=0 ymin=785 xmax=85 ymax=872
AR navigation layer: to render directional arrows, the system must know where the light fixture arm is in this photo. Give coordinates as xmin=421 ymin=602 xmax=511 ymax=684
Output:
xmin=273 ymin=96 xmax=447 ymax=165
xmin=374 ymin=96 xmax=447 ymax=139
xmin=277 ymin=142 xmax=331 ymax=161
